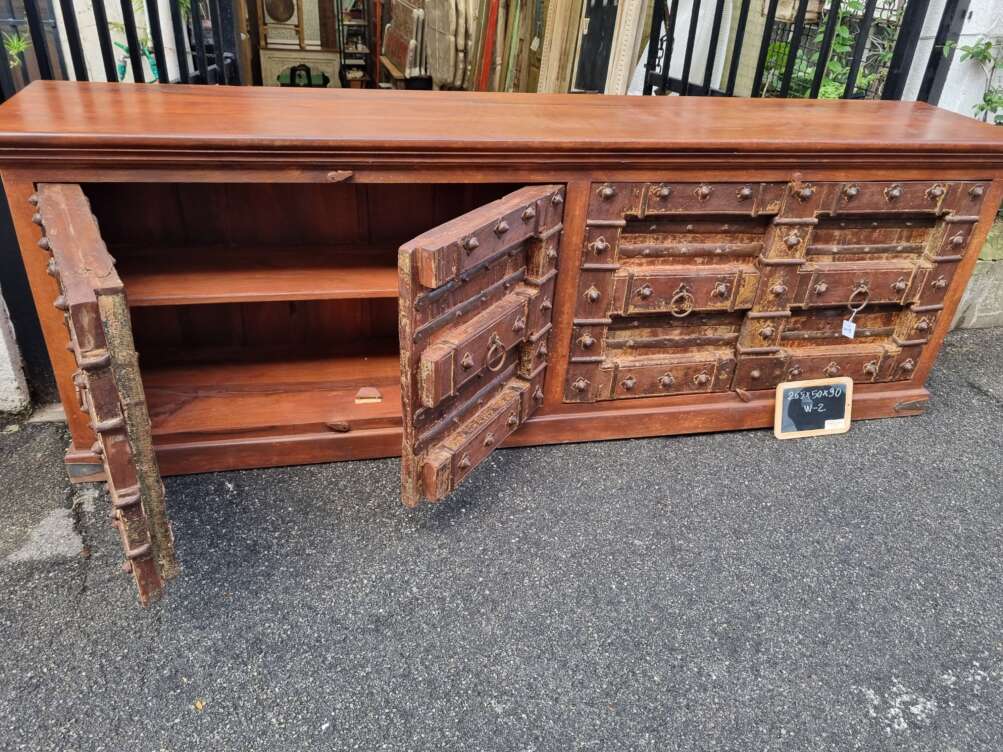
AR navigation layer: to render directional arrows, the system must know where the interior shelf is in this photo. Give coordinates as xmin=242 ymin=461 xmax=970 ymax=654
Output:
xmin=141 ymin=340 xmax=402 ymax=442
xmin=116 ymin=245 xmax=399 ymax=307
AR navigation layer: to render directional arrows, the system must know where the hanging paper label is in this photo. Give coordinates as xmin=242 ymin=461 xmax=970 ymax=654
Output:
xmin=842 ymin=319 xmax=856 ymax=339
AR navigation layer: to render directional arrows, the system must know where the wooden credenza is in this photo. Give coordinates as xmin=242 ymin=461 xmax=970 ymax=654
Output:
xmin=4 ymin=82 xmax=1002 ymax=602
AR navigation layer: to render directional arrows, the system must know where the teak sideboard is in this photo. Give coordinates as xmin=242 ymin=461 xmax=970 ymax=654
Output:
xmin=3 ymin=82 xmax=1002 ymax=602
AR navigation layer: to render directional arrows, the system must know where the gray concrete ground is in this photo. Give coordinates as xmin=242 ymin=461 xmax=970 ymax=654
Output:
xmin=1 ymin=328 xmax=1002 ymax=752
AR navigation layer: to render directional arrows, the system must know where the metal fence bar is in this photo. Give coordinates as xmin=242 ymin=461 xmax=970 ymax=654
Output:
xmin=724 ymin=0 xmax=751 ymax=96
xmin=778 ymin=0 xmax=811 ymax=97
xmin=167 ymin=0 xmax=191 ymax=82
xmin=24 ymin=0 xmax=54 ymax=79
xmin=751 ymin=0 xmax=780 ymax=97
xmin=679 ymin=0 xmax=702 ymax=94
xmin=881 ymin=0 xmax=932 ymax=99
xmin=809 ymin=0 xmax=841 ymax=98
xmin=841 ymin=0 xmax=877 ymax=98
xmin=56 ymin=0 xmax=88 ymax=80
xmin=144 ymin=0 xmax=170 ymax=83
xmin=656 ymin=0 xmax=681 ymax=95
xmin=215 ymin=0 xmax=240 ymax=83
xmin=191 ymin=0 xmax=209 ymax=83
xmin=90 ymin=0 xmax=120 ymax=81
xmin=206 ymin=0 xmax=227 ymax=84
xmin=642 ymin=0 xmax=666 ymax=94
xmin=917 ymin=0 xmax=969 ymax=103
xmin=119 ymin=0 xmax=146 ymax=82
xmin=702 ymin=0 xmax=727 ymax=95
xmin=0 ymin=43 xmax=16 ymax=101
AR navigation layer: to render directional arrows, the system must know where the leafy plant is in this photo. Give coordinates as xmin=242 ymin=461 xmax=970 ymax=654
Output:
xmin=944 ymin=37 xmax=1003 ymax=124
xmin=3 ymin=30 xmax=30 ymax=68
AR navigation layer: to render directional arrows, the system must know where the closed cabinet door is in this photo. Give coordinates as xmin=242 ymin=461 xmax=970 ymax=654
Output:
xmin=398 ymin=185 xmax=565 ymax=506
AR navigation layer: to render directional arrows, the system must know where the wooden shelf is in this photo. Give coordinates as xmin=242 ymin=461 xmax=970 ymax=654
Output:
xmin=116 ymin=245 xmax=399 ymax=307
xmin=142 ymin=341 xmax=402 ymax=442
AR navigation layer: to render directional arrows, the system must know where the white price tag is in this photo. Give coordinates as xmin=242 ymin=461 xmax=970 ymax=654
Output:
xmin=842 ymin=319 xmax=856 ymax=339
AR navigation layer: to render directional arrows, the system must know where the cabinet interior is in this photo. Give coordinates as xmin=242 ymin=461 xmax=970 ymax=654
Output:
xmin=82 ymin=181 xmax=514 ymax=445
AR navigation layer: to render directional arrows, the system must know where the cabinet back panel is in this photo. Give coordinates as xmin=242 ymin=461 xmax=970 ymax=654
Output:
xmin=83 ymin=183 xmax=515 ymax=250
xmin=131 ymin=298 xmax=399 ymax=362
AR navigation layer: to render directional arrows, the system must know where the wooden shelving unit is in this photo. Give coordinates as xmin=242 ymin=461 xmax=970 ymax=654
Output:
xmin=142 ymin=342 xmax=402 ymax=441
xmin=71 ymin=180 xmax=513 ymax=474
xmin=116 ymin=245 xmax=398 ymax=306
xmin=336 ymin=0 xmax=372 ymax=87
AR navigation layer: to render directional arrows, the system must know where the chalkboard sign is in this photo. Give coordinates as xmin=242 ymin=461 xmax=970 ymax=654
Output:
xmin=774 ymin=377 xmax=854 ymax=439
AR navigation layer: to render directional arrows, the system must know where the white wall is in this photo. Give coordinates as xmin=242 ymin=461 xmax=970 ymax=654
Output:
xmin=0 ymin=286 xmax=29 ymax=414
xmin=904 ymin=0 xmax=1003 ymax=117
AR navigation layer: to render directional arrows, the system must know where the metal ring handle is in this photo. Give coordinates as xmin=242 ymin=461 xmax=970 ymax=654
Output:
xmin=669 ymin=290 xmax=695 ymax=318
xmin=847 ymin=284 xmax=870 ymax=313
xmin=485 ymin=333 xmax=506 ymax=372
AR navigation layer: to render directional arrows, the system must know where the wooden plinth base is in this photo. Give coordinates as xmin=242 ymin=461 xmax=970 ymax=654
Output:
xmin=65 ymin=383 xmax=930 ymax=483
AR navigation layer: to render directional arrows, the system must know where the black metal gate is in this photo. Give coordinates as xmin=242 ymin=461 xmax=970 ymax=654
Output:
xmin=0 ymin=0 xmax=241 ymax=101
xmin=642 ymin=0 xmax=966 ymax=104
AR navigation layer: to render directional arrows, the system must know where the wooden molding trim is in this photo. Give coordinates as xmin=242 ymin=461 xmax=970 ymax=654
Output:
xmin=605 ymin=0 xmax=649 ymax=95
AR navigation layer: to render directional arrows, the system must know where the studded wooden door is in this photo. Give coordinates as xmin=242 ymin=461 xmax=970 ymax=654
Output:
xmin=399 ymin=185 xmax=565 ymax=506
xmin=33 ymin=183 xmax=177 ymax=604
xmin=565 ymin=178 xmax=989 ymax=401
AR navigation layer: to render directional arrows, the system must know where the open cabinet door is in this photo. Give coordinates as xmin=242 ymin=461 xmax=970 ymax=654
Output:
xmin=34 ymin=184 xmax=178 ymax=604
xmin=399 ymin=184 xmax=565 ymax=506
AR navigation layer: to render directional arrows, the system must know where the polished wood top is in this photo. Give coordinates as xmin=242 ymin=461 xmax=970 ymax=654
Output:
xmin=0 ymin=81 xmax=1001 ymax=158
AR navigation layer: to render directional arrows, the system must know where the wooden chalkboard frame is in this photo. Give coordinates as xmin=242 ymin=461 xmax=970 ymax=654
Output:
xmin=774 ymin=377 xmax=854 ymax=440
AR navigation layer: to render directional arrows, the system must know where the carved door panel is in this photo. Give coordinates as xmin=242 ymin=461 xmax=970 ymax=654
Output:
xmin=33 ymin=183 xmax=177 ymax=605
xmin=399 ymin=185 xmax=565 ymax=506
xmin=566 ymin=178 xmax=990 ymax=403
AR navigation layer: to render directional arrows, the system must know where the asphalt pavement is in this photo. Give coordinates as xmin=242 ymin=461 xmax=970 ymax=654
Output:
xmin=1 ymin=328 xmax=1001 ymax=751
